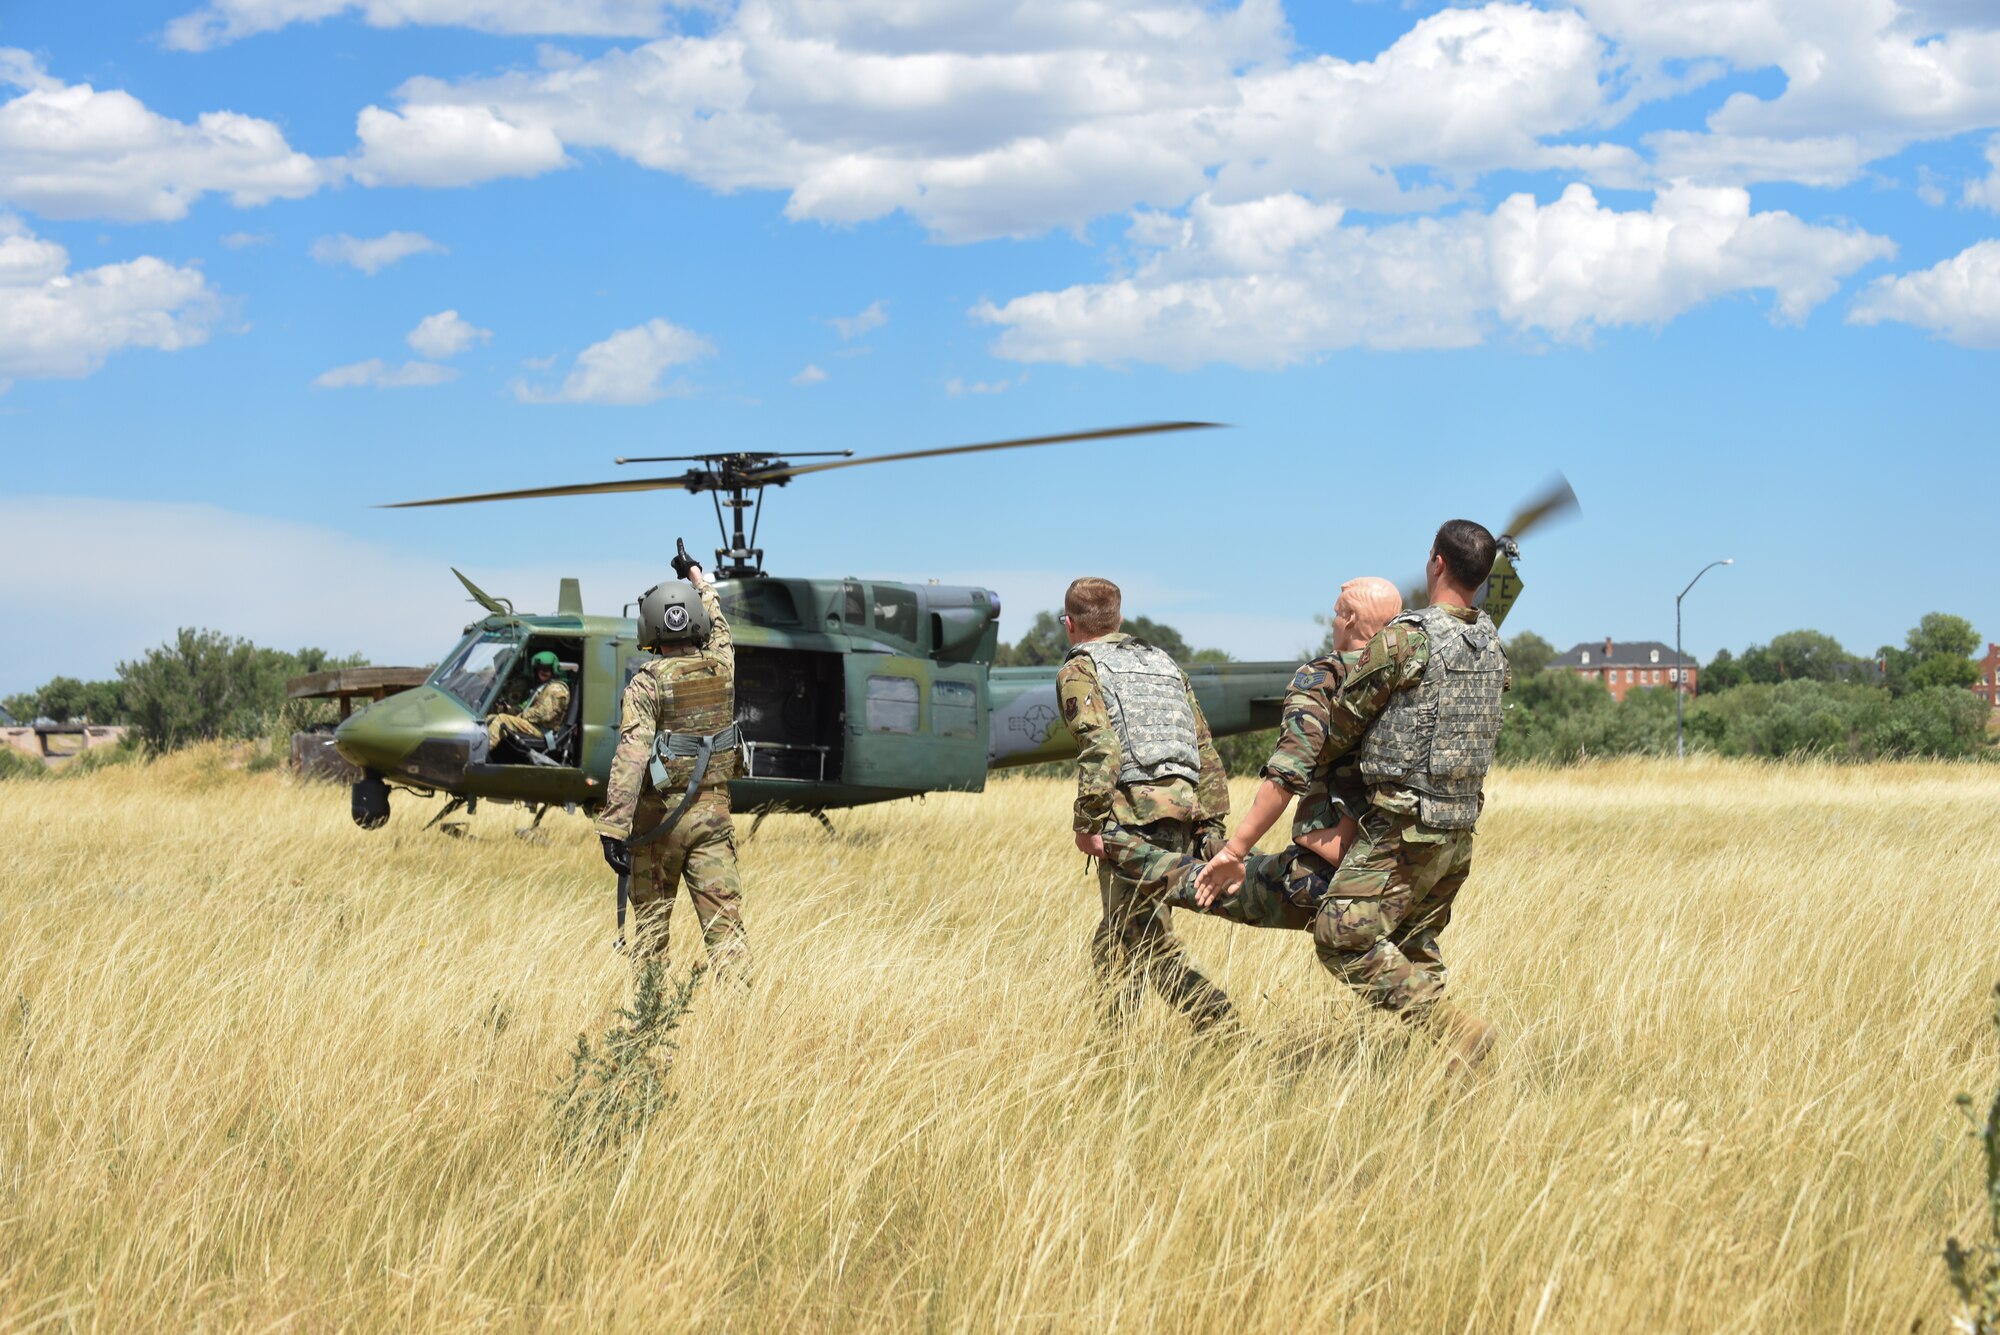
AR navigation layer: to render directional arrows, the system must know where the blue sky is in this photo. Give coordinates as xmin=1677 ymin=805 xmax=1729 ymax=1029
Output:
xmin=1 ymin=0 xmax=1996 ymax=691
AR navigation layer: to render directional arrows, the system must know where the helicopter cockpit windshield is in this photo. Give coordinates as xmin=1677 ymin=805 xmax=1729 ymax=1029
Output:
xmin=431 ymin=630 xmax=522 ymax=713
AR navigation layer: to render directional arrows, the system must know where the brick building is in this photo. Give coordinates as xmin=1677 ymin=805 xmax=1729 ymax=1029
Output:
xmin=1976 ymin=643 xmax=2000 ymax=714
xmin=1548 ymin=637 xmax=1700 ymax=703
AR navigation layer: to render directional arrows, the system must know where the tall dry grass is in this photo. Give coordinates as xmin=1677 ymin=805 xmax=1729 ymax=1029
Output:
xmin=4 ymin=752 xmax=1999 ymax=1331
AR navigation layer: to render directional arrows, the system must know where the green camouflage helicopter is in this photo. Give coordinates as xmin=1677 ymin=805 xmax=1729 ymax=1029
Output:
xmin=333 ymin=424 xmax=1575 ymax=834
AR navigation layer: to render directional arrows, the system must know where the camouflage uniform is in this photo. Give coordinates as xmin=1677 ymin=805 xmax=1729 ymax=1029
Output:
xmin=1304 ymin=604 xmax=1509 ymax=1015
xmin=1123 ymin=650 xmax=1368 ymax=933
xmin=595 ymin=582 xmax=749 ymax=977
xmin=1057 ymin=634 xmax=1233 ymax=1030
xmin=487 ymin=676 xmax=569 ymax=750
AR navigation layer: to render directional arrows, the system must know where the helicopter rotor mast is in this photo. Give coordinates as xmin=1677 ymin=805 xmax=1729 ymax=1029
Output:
xmin=382 ymin=422 xmax=1224 ymax=580
xmin=610 ymin=450 xmax=856 ymax=580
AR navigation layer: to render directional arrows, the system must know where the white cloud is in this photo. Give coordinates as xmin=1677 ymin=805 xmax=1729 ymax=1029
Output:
xmin=165 ymin=0 xmax=673 ymax=51
xmin=407 ymin=309 xmax=491 ymax=359
xmin=1966 ymin=135 xmax=2000 ymax=212
xmin=219 ymin=230 xmax=273 ymax=249
xmin=513 ymin=317 xmax=712 ymax=404
xmin=310 ymin=231 xmax=446 ymax=274
xmin=313 ymin=358 xmax=458 ymax=388
xmin=372 ymin=1 xmax=1623 ymax=240
xmin=348 ymin=103 xmax=568 ymax=188
xmin=790 ymin=362 xmax=827 ymax=385
xmin=827 ymin=299 xmax=887 ymax=340
xmin=0 ymin=215 xmax=223 ymax=381
xmin=1577 ymin=0 xmax=2000 ymax=187
xmin=1849 ymin=239 xmax=2000 ymax=348
xmin=945 ymin=374 xmax=1023 ymax=395
xmin=0 ymin=49 xmax=323 ymax=222
xmin=977 ymin=184 xmax=1893 ymax=368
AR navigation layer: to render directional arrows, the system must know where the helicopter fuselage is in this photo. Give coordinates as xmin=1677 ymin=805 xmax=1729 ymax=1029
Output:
xmin=332 ymin=574 xmax=1299 ymax=830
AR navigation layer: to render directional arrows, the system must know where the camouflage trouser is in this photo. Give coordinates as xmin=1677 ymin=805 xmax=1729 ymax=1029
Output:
xmin=487 ymin=713 xmax=542 ymax=750
xmin=628 ymin=788 xmax=750 ymax=980
xmin=1311 ymin=808 xmax=1473 ymax=1015
xmin=1095 ymin=819 xmax=1235 ymax=1031
xmin=1126 ymin=840 xmax=1335 ymax=933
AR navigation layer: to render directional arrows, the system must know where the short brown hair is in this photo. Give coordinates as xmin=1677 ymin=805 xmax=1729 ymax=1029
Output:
xmin=1433 ymin=519 xmax=1497 ymax=589
xmin=1064 ymin=577 xmax=1122 ymax=638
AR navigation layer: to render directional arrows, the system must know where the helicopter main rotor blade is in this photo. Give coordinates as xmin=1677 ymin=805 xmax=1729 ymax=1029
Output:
xmin=381 ymin=475 xmax=695 ymax=508
xmin=744 ymin=421 xmax=1224 ymax=483
xmin=1503 ymin=474 xmax=1580 ymax=539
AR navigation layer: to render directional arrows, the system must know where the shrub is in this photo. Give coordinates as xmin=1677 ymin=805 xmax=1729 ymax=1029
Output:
xmin=551 ymin=961 xmax=704 ymax=1161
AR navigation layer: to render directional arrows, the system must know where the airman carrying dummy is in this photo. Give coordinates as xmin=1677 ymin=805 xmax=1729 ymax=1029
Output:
xmin=1111 ymin=577 xmax=1405 ymax=933
xmin=1202 ymin=521 xmax=1510 ymax=1072
xmin=486 ymin=650 xmax=568 ymax=752
xmin=1056 ymin=576 xmax=1233 ymax=1033
xmin=596 ymin=554 xmax=750 ymax=980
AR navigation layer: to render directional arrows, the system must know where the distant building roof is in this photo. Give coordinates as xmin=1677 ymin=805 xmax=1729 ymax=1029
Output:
xmin=1549 ymin=639 xmax=1697 ymax=669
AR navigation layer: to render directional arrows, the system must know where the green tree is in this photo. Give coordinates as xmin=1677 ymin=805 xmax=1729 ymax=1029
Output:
xmin=1764 ymin=629 xmax=1864 ymax=683
xmin=1702 ymin=647 xmax=1744 ymax=693
xmin=1882 ymin=613 xmax=1983 ymax=696
xmin=1123 ymin=615 xmax=1193 ymax=660
xmin=993 ymin=611 xmax=1067 ymax=667
xmin=0 ymin=676 xmax=126 ymax=724
xmin=117 ymin=629 xmax=366 ymax=754
xmin=1507 ymin=630 xmax=1556 ymax=675
xmin=1875 ymin=686 xmax=1989 ymax=758
xmin=1909 ymin=612 xmax=1982 ymax=663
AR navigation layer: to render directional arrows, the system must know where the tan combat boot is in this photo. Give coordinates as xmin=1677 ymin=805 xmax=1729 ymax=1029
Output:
xmin=1423 ymin=1001 xmax=1496 ymax=1080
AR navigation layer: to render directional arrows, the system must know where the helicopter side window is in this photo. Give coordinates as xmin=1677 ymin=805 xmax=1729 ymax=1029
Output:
xmin=431 ymin=632 xmax=521 ymax=712
xmin=872 ymin=585 xmax=919 ymax=642
xmin=865 ymin=675 xmax=919 ymax=734
xmin=932 ymin=680 xmax=976 ymax=738
xmin=841 ymin=580 xmax=865 ymax=625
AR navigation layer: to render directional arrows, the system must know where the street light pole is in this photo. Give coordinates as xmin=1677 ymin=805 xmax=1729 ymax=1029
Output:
xmin=1676 ymin=558 xmax=1735 ymax=759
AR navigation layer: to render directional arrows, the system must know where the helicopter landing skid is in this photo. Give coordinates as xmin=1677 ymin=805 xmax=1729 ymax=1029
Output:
xmin=515 ymin=803 xmax=551 ymax=844
xmin=745 ymin=807 xmax=838 ymax=841
xmin=424 ymin=794 xmax=479 ymax=835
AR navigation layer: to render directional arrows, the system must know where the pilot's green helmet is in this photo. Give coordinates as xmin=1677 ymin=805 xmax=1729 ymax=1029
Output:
xmin=531 ymin=650 xmax=559 ymax=672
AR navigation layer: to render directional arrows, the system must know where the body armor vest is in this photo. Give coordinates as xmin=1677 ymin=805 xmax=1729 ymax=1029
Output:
xmin=1068 ymin=637 xmax=1201 ymax=786
xmin=645 ymin=655 xmax=738 ymax=794
xmin=1358 ymin=605 xmax=1507 ymax=830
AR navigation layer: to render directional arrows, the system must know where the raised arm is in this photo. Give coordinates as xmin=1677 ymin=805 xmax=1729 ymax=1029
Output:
xmin=689 ymin=567 xmax=733 ymax=675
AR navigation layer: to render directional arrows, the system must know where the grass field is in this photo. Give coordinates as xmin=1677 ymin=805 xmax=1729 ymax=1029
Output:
xmin=5 ymin=752 xmax=2000 ymax=1331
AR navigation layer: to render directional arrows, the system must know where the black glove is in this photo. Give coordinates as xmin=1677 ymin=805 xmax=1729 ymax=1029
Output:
xmin=599 ymin=834 xmax=632 ymax=875
xmin=670 ymin=538 xmax=696 ymax=582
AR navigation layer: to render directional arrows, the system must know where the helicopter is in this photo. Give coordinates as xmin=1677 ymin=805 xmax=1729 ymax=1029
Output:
xmin=331 ymin=424 xmax=1576 ymax=835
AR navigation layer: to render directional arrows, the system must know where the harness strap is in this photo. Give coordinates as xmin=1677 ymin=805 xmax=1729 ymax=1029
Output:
xmin=630 ymin=722 xmax=741 ymax=850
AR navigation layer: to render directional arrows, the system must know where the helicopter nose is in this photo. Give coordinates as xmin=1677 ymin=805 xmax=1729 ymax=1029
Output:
xmin=334 ymin=686 xmax=478 ymax=789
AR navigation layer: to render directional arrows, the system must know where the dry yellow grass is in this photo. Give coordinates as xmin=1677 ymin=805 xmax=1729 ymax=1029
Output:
xmin=5 ymin=752 xmax=1999 ymax=1331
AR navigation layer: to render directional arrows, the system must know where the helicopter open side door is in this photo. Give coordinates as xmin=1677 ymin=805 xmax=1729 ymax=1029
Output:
xmin=842 ymin=655 xmax=986 ymax=794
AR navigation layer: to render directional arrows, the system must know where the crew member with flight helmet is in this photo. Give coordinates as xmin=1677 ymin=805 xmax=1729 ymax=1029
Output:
xmin=486 ymin=650 xmax=568 ymax=753
xmin=596 ymin=550 xmax=750 ymax=980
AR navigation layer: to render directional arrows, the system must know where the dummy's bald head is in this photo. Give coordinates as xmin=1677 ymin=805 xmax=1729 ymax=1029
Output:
xmin=1332 ymin=577 xmax=1403 ymax=652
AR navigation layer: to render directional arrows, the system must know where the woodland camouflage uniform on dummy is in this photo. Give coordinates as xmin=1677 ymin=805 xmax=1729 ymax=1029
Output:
xmin=1123 ymin=647 xmax=1373 ymax=931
